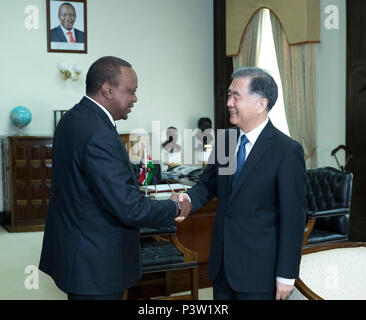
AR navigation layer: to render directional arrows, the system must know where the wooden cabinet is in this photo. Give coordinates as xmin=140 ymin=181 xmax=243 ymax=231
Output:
xmin=174 ymin=199 xmax=216 ymax=289
xmin=1 ymin=136 xmax=53 ymax=232
xmin=1 ymin=134 xmax=131 ymax=232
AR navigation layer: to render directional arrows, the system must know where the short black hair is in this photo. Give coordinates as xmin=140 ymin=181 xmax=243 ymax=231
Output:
xmin=86 ymin=56 xmax=132 ymax=95
xmin=59 ymin=2 xmax=76 ymax=14
xmin=232 ymin=67 xmax=278 ymax=111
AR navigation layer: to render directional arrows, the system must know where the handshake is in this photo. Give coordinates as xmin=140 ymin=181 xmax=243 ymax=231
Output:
xmin=170 ymin=193 xmax=192 ymax=222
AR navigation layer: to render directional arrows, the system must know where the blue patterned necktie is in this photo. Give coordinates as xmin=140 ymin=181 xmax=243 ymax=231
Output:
xmin=232 ymin=134 xmax=249 ymax=188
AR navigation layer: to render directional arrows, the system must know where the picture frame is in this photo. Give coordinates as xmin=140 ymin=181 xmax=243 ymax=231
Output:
xmin=46 ymin=0 xmax=87 ymax=54
xmin=53 ymin=109 xmax=68 ymax=131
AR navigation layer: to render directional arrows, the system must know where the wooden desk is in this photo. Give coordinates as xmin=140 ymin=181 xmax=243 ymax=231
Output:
xmin=177 ymin=198 xmax=215 ymax=255
xmin=144 ymin=178 xmax=216 ymax=291
xmin=173 ymin=198 xmax=216 ymax=290
xmin=132 ymin=197 xmax=216 ymax=296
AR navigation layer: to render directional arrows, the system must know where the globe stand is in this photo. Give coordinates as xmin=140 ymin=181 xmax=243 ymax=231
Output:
xmin=14 ymin=127 xmax=26 ymax=136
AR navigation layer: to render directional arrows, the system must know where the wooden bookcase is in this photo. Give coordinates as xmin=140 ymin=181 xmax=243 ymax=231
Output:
xmin=1 ymin=136 xmax=53 ymax=232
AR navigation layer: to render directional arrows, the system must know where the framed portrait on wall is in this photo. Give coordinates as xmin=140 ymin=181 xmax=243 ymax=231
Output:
xmin=46 ymin=0 xmax=87 ymax=53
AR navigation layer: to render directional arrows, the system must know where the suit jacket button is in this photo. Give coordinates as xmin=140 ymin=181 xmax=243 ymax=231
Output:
xmin=220 ymin=237 xmax=224 ymax=242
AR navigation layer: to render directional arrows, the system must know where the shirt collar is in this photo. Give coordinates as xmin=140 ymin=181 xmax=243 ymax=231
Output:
xmin=239 ymin=117 xmax=269 ymax=146
xmin=85 ymin=95 xmax=116 ymax=128
xmin=60 ymin=24 xmax=75 ymax=36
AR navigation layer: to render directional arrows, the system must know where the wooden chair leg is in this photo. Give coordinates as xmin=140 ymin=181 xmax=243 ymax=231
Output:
xmin=164 ymin=271 xmax=172 ymax=296
xmin=123 ymin=289 xmax=128 ymax=300
xmin=191 ymin=267 xmax=199 ymax=300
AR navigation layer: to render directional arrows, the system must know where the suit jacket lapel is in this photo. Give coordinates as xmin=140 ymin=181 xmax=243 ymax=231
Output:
xmin=57 ymin=26 xmax=67 ymax=42
xmin=75 ymin=29 xmax=83 ymax=43
xmin=79 ymin=97 xmax=138 ymax=183
xmin=228 ymin=121 xmax=274 ymax=203
xmin=226 ymin=127 xmax=240 ymax=195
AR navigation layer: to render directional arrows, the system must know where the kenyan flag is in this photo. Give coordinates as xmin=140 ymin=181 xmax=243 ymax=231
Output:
xmin=138 ymin=154 xmax=155 ymax=185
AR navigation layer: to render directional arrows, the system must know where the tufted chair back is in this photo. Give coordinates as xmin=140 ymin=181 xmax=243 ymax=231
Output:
xmin=306 ymin=167 xmax=353 ymax=215
xmin=305 ymin=167 xmax=353 ymax=245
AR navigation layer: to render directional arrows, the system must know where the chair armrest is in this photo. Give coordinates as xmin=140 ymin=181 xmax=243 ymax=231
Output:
xmin=308 ymin=208 xmax=350 ymax=218
xmin=314 ymin=215 xmax=350 ymax=235
xmin=303 ymin=218 xmax=316 ymax=246
xmin=140 ymin=226 xmax=177 ymax=237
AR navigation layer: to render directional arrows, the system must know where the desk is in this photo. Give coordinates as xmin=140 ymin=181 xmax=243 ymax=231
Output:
xmin=175 ymin=198 xmax=216 ymax=286
xmin=126 ymin=198 xmax=216 ymax=298
xmin=161 ymin=178 xmax=216 ymax=290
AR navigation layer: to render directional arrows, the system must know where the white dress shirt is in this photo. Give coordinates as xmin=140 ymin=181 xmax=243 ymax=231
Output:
xmin=187 ymin=117 xmax=295 ymax=286
xmin=60 ymin=24 xmax=76 ymax=43
xmin=236 ymin=117 xmax=269 ymax=160
xmin=85 ymin=95 xmax=116 ymax=128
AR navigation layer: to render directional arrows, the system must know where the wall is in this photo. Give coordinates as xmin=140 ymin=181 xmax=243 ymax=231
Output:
xmin=0 ymin=0 xmax=347 ymax=214
xmin=0 ymin=0 xmax=214 ymax=211
xmin=316 ymin=0 xmax=346 ymax=168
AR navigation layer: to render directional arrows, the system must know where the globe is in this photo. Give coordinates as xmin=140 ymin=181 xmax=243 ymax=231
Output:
xmin=10 ymin=106 xmax=32 ymax=129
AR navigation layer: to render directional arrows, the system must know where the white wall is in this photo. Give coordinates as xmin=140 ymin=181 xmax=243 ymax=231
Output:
xmin=316 ymin=0 xmax=346 ymax=168
xmin=0 ymin=0 xmax=214 ymax=211
xmin=1 ymin=0 xmax=214 ymax=135
xmin=0 ymin=0 xmax=348 ymax=214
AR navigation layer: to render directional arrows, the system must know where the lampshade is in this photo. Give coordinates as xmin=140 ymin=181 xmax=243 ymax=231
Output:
xmin=58 ymin=62 xmax=68 ymax=72
xmin=73 ymin=63 xmax=82 ymax=74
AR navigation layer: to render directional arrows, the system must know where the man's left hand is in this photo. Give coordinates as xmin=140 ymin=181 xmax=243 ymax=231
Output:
xmin=275 ymin=281 xmax=294 ymax=300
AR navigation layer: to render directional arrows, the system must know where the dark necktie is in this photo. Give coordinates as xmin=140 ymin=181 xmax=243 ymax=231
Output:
xmin=232 ymin=134 xmax=249 ymax=188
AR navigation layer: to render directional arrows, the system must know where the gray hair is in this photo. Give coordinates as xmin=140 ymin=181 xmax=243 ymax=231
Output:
xmin=232 ymin=67 xmax=278 ymax=111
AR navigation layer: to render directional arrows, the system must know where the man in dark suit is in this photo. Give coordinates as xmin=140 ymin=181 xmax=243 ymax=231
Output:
xmin=39 ymin=56 xmax=182 ymax=300
xmin=50 ymin=2 xmax=84 ymax=43
xmin=175 ymin=67 xmax=306 ymax=300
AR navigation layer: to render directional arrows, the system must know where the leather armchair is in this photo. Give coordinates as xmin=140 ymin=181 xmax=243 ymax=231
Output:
xmin=305 ymin=167 xmax=353 ymax=245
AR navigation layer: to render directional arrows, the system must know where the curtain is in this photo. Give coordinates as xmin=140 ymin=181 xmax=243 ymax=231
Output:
xmin=226 ymin=0 xmax=320 ymax=56
xmin=270 ymin=12 xmax=317 ymax=168
xmin=232 ymin=9 xmax=265 ymax=70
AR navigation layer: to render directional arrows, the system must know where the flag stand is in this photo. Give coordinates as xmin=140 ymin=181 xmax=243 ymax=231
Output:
xmin=138 ymin=146 xmax=155 ymax=197
xmin=144 ymin=147 xmax=148 ymax=197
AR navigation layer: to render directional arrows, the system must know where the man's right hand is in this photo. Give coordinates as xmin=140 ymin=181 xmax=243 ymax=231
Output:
xmin=175 ymin=193 xmax=192 ymax=222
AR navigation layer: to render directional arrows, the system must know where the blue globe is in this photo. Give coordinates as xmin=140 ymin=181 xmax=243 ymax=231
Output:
xmin=10 ymin=106 xmax=32 ymax=129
